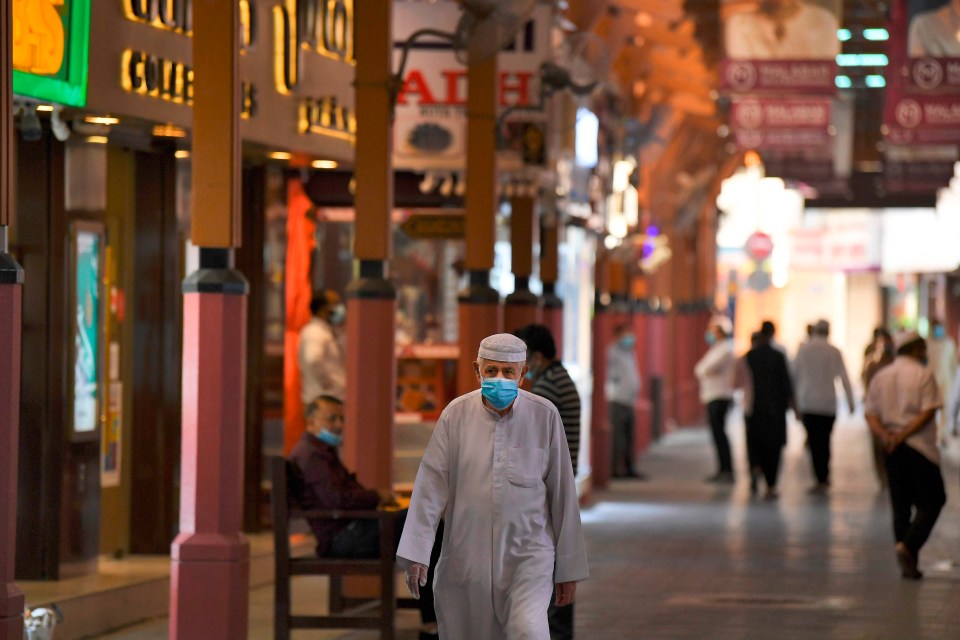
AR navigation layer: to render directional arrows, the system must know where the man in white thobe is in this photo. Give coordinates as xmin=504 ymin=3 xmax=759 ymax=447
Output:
xmin=398 ymin=333 xmax=589 ymax=640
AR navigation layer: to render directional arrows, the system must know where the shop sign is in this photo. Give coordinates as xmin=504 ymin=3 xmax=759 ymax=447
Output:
xmin=883 ymin=0 xmax=960 ymax=145
xmin=720 ymin=60 xmax=837 ymax=95
xmin=790 ymin=212 xmax=881 ymax=272
xmin=730 ymin=98 xmax=832 ymax=130
xmin=745 ymin=232 xmax=773 ymax=261
xmin=734 ymin=128 xmax=832 ymax=150
xmin=392 ymin=0 xmax=551 ymax=171
xmin=12 ymin=0 xmax=91 ymax=107
xmin=85 ymin=0 xmax=356 ymax=158
xmin=400 ymin=212 xmax=465 ymax=240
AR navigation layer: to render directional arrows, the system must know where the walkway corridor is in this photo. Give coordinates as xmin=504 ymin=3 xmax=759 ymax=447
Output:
xmin=578 ymin=414 xmax=960 ymax=639
xmin=100 ymin=414 xmax=960 ymax=638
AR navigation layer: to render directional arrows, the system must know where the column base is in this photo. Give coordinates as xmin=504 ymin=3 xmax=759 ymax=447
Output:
xmin=503 ymin=288 xmax=540 ymax=333
xmin=170 ymin=535 xmax=250 ymax=640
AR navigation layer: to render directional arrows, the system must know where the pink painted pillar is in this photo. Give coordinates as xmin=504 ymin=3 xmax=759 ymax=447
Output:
xmin=674 ymin=310 xmax=699 ymax=426
xmin=590 ymin=307 xmax=620 ymax=490
xmin=632 ymin=309 xmax=651 ymax=454
xmin=647 ymin=312 xmax=670 ymax=439
xmin=170 ymin=253 xmax=249 ymax=640
xmin=344 ymin=272 xmax=396 ymax=490
xmin=0 ymin=247 xmax=24 ymax=640
xmin=457 ymin=273 xmax=501 ymax=396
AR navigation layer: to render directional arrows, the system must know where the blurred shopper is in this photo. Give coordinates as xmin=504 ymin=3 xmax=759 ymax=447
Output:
xmin=298 ymin=289 xmax=347 ymax=405
xmin=607 ymin=323 xmax=645 ymax=479
xmin=515 ymin=323 xmax=581 ymax=640
xmin=734 ymin=333 xmax=762 ymax=493
xmin=760 ymin=320 xmax=787 ymax=356
xmin=695 ymin=316 xmax=736 ymax=484
xmin=926 ymin=319 xmax=956 ymax=443
xmin=742 ymin=330 xmax=794 ymax=499
xmin=792 ymin=319 xmax=855 ymax=494
xmin=862 ymin=328 xmax=895 ymax=488
xmin=865 ymin=332 xmax=946 ymax=580
xmin=947 ymin=360 xmax=960 ymax=438
xmin=398 ymin=333 xmax=588 ymax=639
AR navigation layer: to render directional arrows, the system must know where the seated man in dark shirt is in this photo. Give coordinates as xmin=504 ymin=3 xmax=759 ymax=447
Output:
xmin=289 ymin=395 xmax=440 ymax=638
xmin=289 ymin=394 xmax=399 ymax=558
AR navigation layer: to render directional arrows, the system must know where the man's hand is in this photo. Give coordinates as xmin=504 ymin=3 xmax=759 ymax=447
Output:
xmin=554 ymin=581 xmax=577 ymax=607
xmin=377 ymin=489 xmax=399 ymax=508
xmin=884 ymin=430 xmax=904 ymax=453
xmin=405 ymin=563 xmax=428 ymax=599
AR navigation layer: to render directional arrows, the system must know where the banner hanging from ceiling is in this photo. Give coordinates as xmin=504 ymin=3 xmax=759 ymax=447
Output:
xmin=884 ymin=0 xmax=960 ymax=145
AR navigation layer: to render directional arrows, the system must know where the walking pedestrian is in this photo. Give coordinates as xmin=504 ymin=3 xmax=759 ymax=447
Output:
xmin=695 ymin=316 xmax=736 ymax=484
xmin=864 ymin=331 xmax=946 ymax=580
xmin=862 ymin=327 xmax=894 ymax=488
xmin=792 ymin=319 xmax=855 ymax=494
xmin=606 ymin=323 xmax=645 ymax=479
xmin=742 ymin=330 xmax=794 ymax=499
xmin=514 ymin=323 xmax=582 ymax=640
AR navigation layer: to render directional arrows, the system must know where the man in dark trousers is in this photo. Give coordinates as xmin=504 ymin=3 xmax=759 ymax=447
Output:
xmin=865 ymin=331 xmax=946 ymax=580
xmin=290 ymin=395 xmax=440 ymax=638
xmin=744 ymin=330 xmax=794 ymax=499
xmin=514 ymin=323 xmax=582 ymax=640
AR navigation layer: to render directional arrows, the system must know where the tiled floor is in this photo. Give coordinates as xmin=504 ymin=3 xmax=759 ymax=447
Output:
xmin=99 ymin=412 xmax=960 ymax=638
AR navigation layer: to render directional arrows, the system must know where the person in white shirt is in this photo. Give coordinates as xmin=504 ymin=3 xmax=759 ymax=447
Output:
xmin=725 ymin=0 xmax=840 ymax=60
xmin=606 ymin=323 xmax=644 ymax=479
xmin=909 ymin=0 xmax=960 ymax=58
xmin=695 ymin=316 xmax=736 ymax=483
xmin=398 ymin=333 xmax=588 ymax=640
xmin=865 ymin=331 xmax=946 ymax=580
xmin=925 ymin=319 xmax=956 ymax=441
xmin=792 ymin=319 xmax=855 ymax=494
xmin=297 ymin=289 xmax=346 ymax=405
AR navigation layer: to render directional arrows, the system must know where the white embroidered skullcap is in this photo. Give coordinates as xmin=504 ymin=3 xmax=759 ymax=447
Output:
xmin=893 ymin=330 xmax=923 ymax=352
xmin=478 ymin=333 xmax=528 ymax=362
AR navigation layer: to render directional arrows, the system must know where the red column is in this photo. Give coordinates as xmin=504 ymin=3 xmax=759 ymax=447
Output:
xmin=170 ymin=258 xmax=249 ymax=639
xmin=674 ymin=310 xmax=700 ymax=426
xmin=590 ymin=305 xmax=629 ymax=490
xmin=632 ymin=309 xmax=651 ymax=453
xmin=0 ymin=251 xmax=24 ymax=640
xmin=646 ymin=311 xmax=670 ymax=439
xmin=344 ymin=279 xmax=396 ymax=489
xmin=457 ymin=274 xmax=501 ymax=396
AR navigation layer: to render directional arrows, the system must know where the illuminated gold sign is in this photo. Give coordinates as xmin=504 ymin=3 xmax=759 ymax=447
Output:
xmin=13 ymin=0 xmax=67 ymax=75
xmin=274 ymin=0 xmax=354 ymax=94
xmin=117 ymin=0 xmax=351 ymax=142
xmin=299 ymin=96 xmax=356 ymax=141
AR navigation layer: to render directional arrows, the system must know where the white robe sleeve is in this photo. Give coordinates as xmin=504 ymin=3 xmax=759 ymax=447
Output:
xmin=545 ymin=410 xmax=589 ymax=583
xmin=397 ymin=413 xmax=450 ymax=567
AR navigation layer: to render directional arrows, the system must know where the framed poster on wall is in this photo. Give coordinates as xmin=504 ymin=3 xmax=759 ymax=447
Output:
xmin=70 ymin=221 xmax=104 ymax=442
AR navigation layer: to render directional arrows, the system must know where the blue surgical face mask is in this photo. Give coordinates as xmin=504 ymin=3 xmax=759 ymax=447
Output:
xmin=481 ymin=377 xmax=519 ymax=410
xmin=329 ymin=304 xmax=346 ymax=326
xmin=705 ymin=331 xmax=716 ymax=345
xmin=619 ymin=334 xmax=636 ymax=348
xmin=316 ymin=429 xmax=343 ymax=447
xmin=933 ymin=326 xmax=946 ymax=340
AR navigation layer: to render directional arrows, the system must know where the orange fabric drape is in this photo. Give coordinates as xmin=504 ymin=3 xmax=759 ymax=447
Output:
xmin=283 ymin=178 xmax=316 ymax=454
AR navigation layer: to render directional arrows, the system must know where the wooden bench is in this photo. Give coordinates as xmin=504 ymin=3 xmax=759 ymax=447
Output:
xmin=270 ymin=456 xmax=415 ymax=640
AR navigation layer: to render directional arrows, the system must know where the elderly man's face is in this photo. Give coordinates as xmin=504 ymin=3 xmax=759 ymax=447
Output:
xmin=308 ymin=399 xmax=345 ymax=436
xmin=474 ymin=358 xmax=526 ymax=383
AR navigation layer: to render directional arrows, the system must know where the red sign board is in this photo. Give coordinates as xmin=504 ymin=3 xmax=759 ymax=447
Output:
xmin=745 ymin=232 xmax=774 ymax=261
xmin=720 ymin=60 xmax=837 ymax=94
xmin=731 ymin=97 xmax=832 ymax=130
